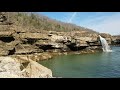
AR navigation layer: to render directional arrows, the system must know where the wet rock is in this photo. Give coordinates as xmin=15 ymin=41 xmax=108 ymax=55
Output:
xmin=100 ymin=33 xmax=112 ymax=44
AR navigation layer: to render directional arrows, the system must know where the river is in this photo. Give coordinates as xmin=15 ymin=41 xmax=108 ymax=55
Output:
xmin=39 ymin=46 xmax=120 ymax=78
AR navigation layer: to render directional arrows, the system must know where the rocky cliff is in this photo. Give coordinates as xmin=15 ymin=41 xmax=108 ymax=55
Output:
xmin=0 ymin=12 xmax=114 ymax=57
xmin=0 ymin=25 xmax=102 ymax=56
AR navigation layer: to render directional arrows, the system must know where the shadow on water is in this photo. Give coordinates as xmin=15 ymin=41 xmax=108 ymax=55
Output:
xmin=39 ymin=47 xmax=120 ymax=78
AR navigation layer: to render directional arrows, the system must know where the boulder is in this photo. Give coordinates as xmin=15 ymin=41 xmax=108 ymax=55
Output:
xmin=22 ymin=60 xmax=53 ymax=78
xmin=100 ymin=33 xmax=112 ymax=44
xmin=0 ymin=57 xmax=22 ymax=78
xmin=0 ymin=57 xmax=53 ymax=78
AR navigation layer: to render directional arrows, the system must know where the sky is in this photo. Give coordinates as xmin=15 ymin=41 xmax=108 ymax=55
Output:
xmin=38 ymin=12 xmax=120 ymax=35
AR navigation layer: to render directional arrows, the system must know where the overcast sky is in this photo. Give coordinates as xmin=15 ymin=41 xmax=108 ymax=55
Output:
xmin=39 ymin=12 xmax=120 ymax=35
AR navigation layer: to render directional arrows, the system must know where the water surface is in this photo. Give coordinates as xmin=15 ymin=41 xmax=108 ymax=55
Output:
xmin=39 ymin=47 xmax=120 ymax=78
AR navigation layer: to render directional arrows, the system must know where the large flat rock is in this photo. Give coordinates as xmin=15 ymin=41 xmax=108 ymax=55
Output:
xmin=22 ymin=60 xmax=53 ymax=78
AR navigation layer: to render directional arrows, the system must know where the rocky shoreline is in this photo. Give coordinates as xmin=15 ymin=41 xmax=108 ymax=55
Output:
xmin=0 ymin=12 xmax=120 ymax=78
xmin=0 ymin=48 xmax=102 ymax=78
xmin=12 ymin=49 xmax=102 ymax=63
xmin=0 ymin=27 xmax=118 ymax=78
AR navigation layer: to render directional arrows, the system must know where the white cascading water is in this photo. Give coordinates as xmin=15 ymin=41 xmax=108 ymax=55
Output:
xmin=99 ymin=35 xmax=112 ymax=52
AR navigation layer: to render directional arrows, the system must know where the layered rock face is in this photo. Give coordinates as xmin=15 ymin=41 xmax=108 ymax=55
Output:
xmin=0 ymin=12 xmax=115 ymax=56
xmin=111 ymin=35 xmax=120 ymax=45
xmin=0 ymin=25 xmax=101 ymax=56
xmin=0 ymin=24 xmax=107 ymax=56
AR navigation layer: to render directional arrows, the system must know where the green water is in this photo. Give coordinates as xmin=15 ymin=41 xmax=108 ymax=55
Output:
xmin=39 ymin=47 xmax=120 ymax=78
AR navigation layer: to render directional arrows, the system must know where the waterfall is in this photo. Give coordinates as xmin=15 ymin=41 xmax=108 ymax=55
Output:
xmin=99 ymin=35 xmax=112 ymax=52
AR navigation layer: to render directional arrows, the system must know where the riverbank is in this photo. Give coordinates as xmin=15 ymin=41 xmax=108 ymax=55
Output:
xmin=0 ymin=49 xmax=102 ymax=78
xmin=0 ymin=48 xmax=102 ymax=78
xmin=11 ymin=48 xmax=102 ymax=63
